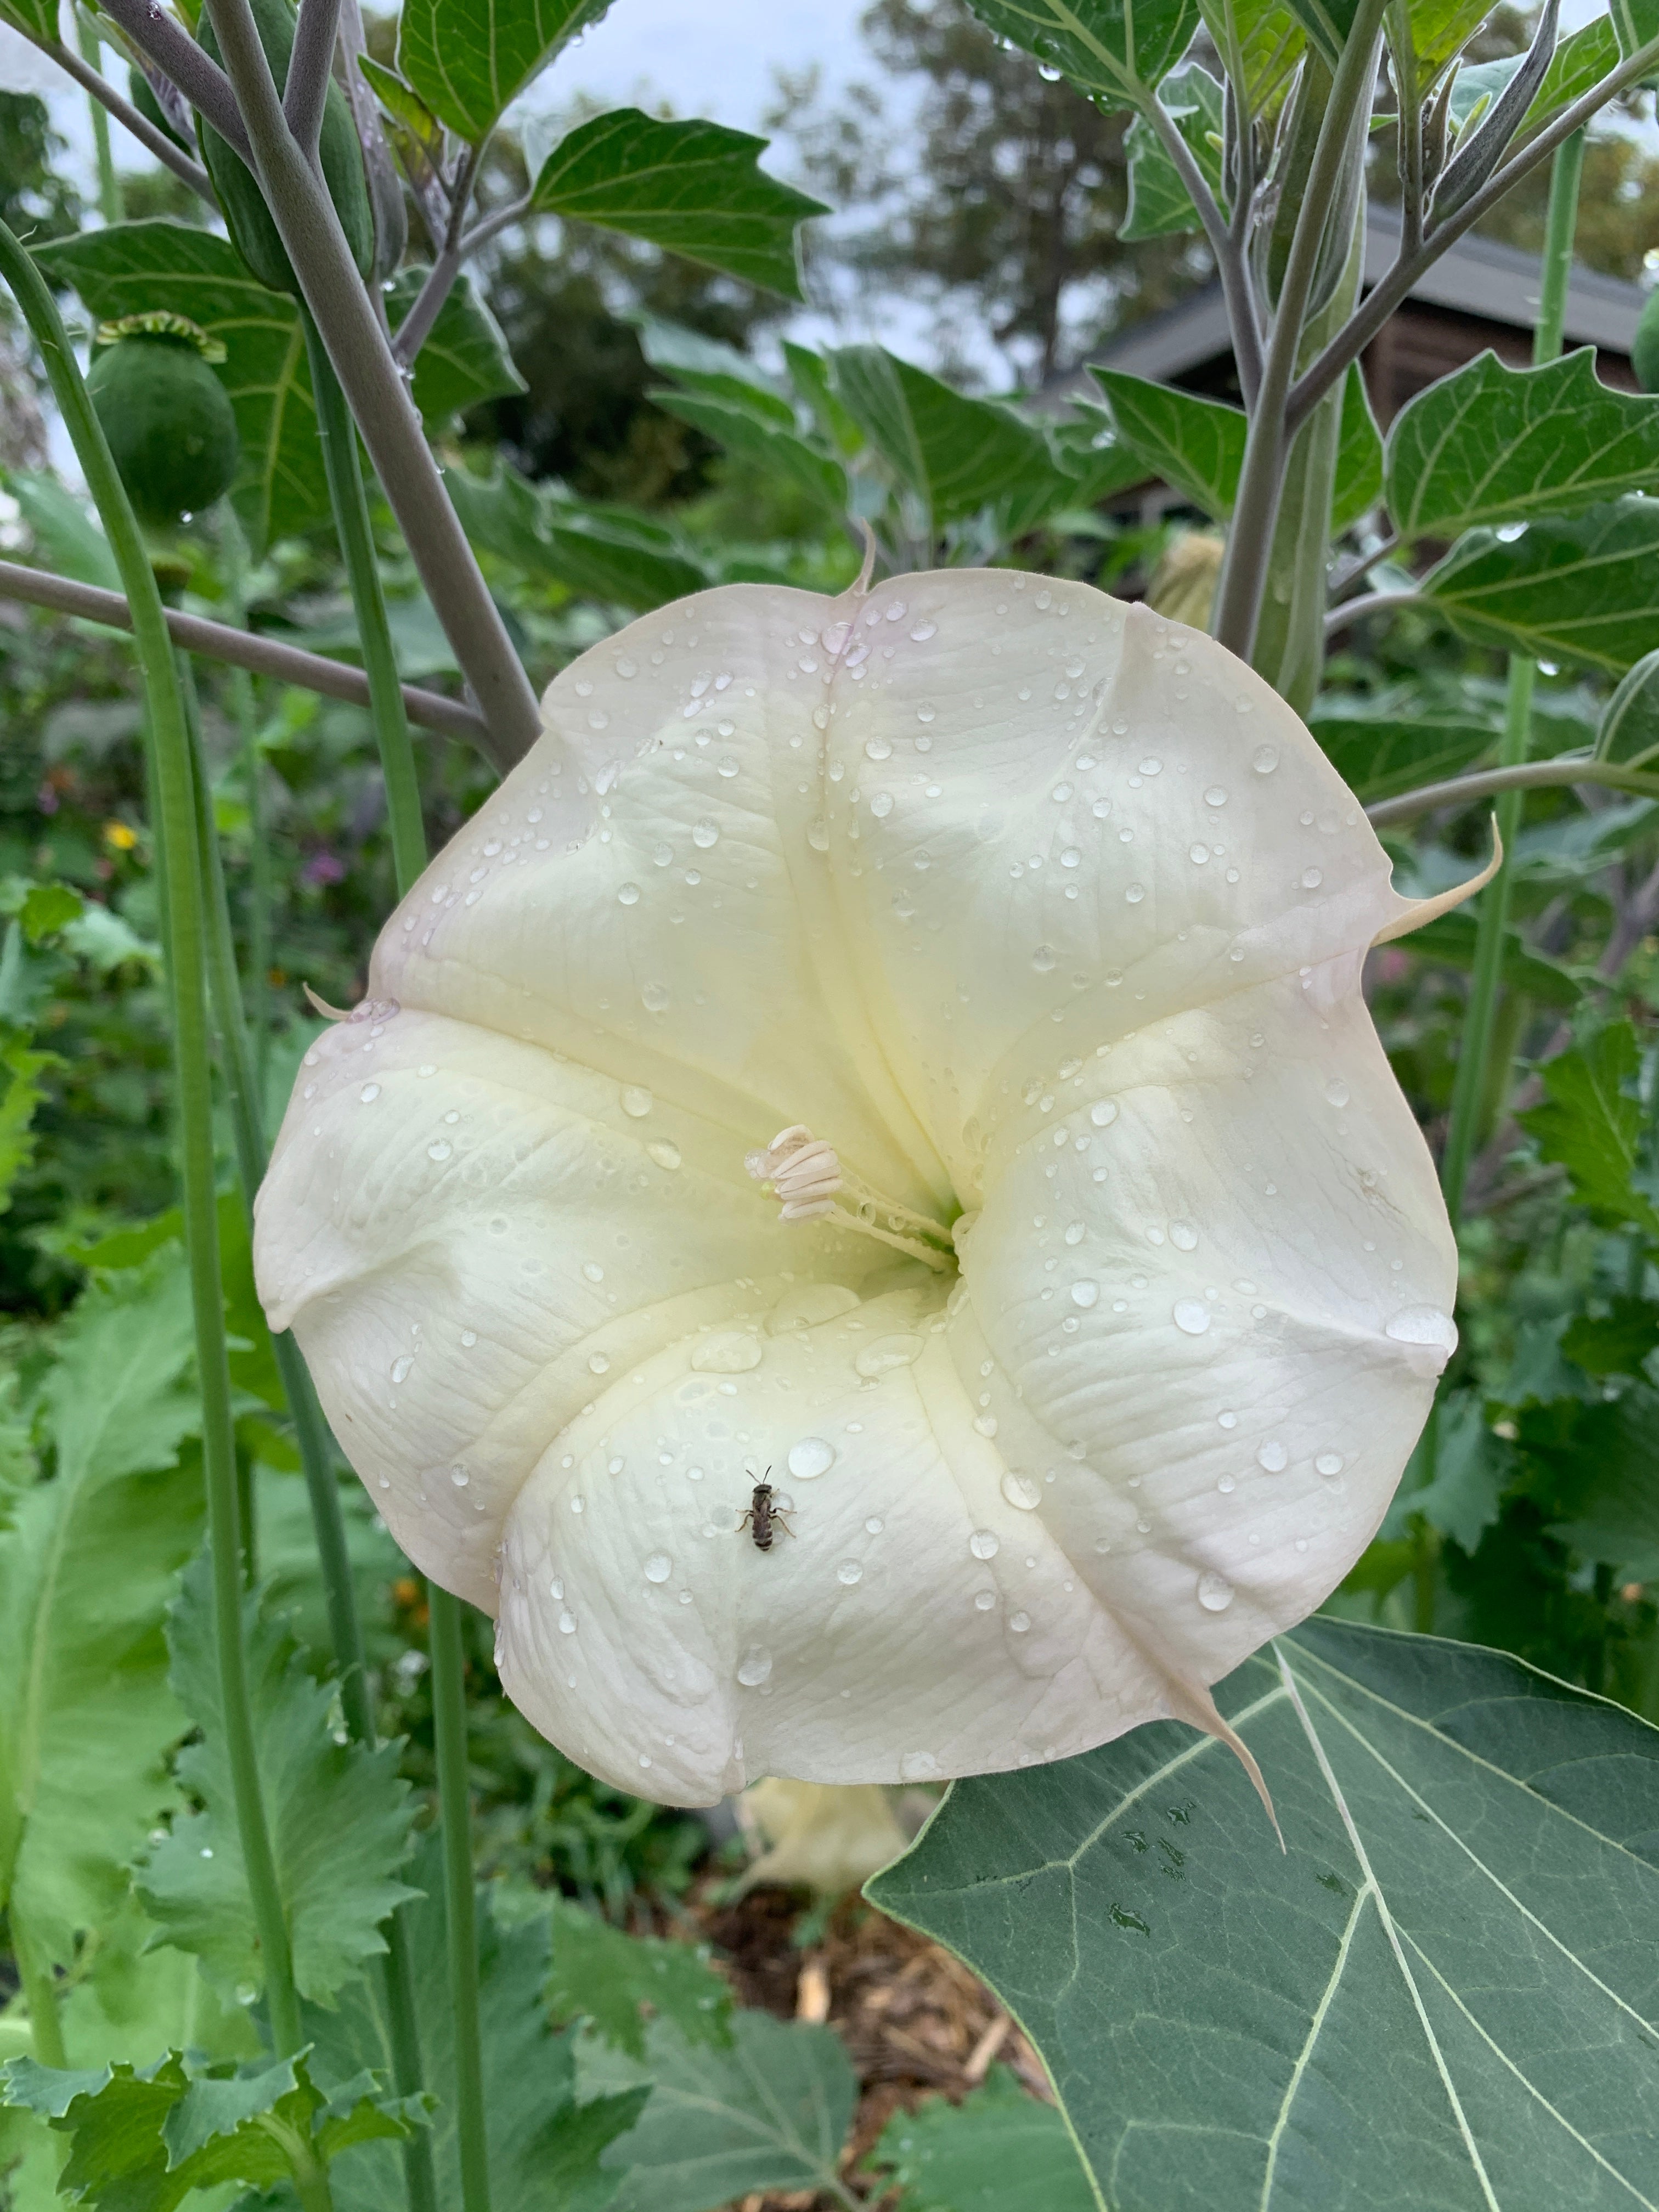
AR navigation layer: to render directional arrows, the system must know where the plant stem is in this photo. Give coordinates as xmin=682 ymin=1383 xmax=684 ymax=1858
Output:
xmin=1365 ymin=754 xmax=1659 ymax=826
xmin=1211 ymin=0 xmax=1387 ymax=659
xmin=1437 ymin=132 xmax=1584 ymax=1218
xmin=198 ymin=0 xmax=541 ymax=763
xmin=303 ymin=307 xmax=486 ymax=2209
xmin=40 ymin=36 xmax=216 ymax=203
xmin=427 ymin=1588 xmax=491 ymax=2212
xmin=0 ymin=554 xmax=494 ymax=752
xmin=183 ymin=653 xmax=441 ymax=2212
xmin=76 ymin=16 xmax=123 ymax=227
xmin=217 ymin=510 xmax=273 ymax=1100
xmin=301 ymin=312 xmax=428 ymax=887
xmin=0 ymin=218 xmax=302 ymax=2057
xmin=13 ymin=1917 xmax=68 ymax=2068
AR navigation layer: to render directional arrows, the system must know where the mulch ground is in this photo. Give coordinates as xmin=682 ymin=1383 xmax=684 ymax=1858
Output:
xmin=682 ymin=1880 xmax=1052 ymax=2211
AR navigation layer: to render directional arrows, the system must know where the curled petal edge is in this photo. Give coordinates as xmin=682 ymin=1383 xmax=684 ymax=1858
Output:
xmin=1372 ymin=815 xmax=1503 ymax=946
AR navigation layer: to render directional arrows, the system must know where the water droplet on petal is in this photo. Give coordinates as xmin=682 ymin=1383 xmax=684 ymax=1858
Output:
xmin=641 ymin=981 xmax=671 ymax=1012
xmin=1217 ymin=1473 xmax=1236 ymax=1493
xmin=836 ymin=1560 xmax=863 ymax=1585
xmin=1001 ymin=1472 xmax=1042 ymax=1511
xmin=1252 ymin=745 xmax=1279 ymax=774
xmin=974 ymin=1588 xmax=996 ymax=1610
xmin=1170 ymin=1221 xmax=1198 ymax=1251
xmin=1125 ymin=882 xmax=1146 ymax=904
xmin=1173 ymin=1299 xmax=1211 ymax=1335
xmin=647 ymin=1139 xmax=681 ymax=1170
xmin=644 ymin=1553 xmax=673 ymax=1583
xmin=1324 ymin=1077 xmax=1351 ymax=1108
xmin=1071 ymin=1280 xmax=1099 ymax=1309
xmin=1385 ymin=1306 xmax=1458 ymax=1353
xmin=1205 ymin=786 xmax=1228 ymax=806
xmin=1302 ymin=867 xmax=1323 ymax=890
xmin=427 ymin=1140 xmax=452 ymax=1161
xmin=900 ymin=1751 xmax=941 ymax=1781
xmin=360 ymin=1084 xmax=380 ymax=1103
xmin=558 ymin=1609 xmax=578 ymax=1634
xmin=588 ymin=1352 xmax=611 ymax=1375
xmin=621 ymin=1085 xmax=653 ymax=1117
xmin=788 ymin=1436 xmax=836 ymax=1481
xmin=1198 ymin=1571 xmax=1234 ymax=1612
xmin=1009 ymin=1610 xmax=1031 ymax=1633
xmin=1032 ymin=944 xmax=1057 ymax=972
xmin=390 ymin=1355 xmax=413 ymax=1384
xmin=618 ymin=882 xmax=641 ymax=906
xmin=691 ymin=1333 xmax=763 ymax=1374
xmin=737 ymin=1645 xmax=773 ymax=1687
xmin=1316 ymin=1452 xmax=1345 ymax=1476
xmin=692 ymin=819 xmax=720 ymax=849
xmin=855 ymin=1334 xmax=924 ymax=1378
xmin=1257 ymin=1440 xmax=1288 ymax=1472
xmin=1091 ymin=1100 xmax=1119 ymax=1128
xmin=969 ymin=1529 xmax=1000 ymax=1559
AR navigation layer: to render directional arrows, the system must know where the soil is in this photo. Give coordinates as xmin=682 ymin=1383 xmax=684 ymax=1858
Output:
xmin=682 ymin=1879 xmax=1052 ymax=2211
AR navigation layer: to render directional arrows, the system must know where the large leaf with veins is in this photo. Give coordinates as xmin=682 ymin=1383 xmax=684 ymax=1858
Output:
xmin=870 ymin=1620 xmax=1659 ymax=2212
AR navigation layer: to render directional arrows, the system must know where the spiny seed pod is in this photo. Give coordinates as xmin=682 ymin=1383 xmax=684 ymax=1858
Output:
xmin=196 ymin=0 xmax=374 ymax=295
xmin=86 ymin=314 xmax=240 ymax=532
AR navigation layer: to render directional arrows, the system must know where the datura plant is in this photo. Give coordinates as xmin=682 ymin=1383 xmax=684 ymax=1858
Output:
xmin=253 ymin=572 xmax=1482 ymax=1805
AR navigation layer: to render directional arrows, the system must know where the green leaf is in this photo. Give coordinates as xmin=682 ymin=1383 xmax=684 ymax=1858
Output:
xmin=1308 ymin=690 xmax=1494 ymax=799
xmin=0 ymin=1024 xmax=57 ymax=1218
xmin=17 ymin=884 xmax=84 ymax=944
xmin=1381 ymin=1389 xmax=1509 ymax=1553
xmin=546 ymin=1897 xmax=733 ymax=2061
xmin=1386 ymin=350 xmax=1659 ymax=542
xmin=784 ymin=341 xmax=865 ymax=455
xmin=0 ymin=2047 xmax=423 ymax=2209
xmin=1518 ymin=1020 xmax=1659 ymax=1237
xmin=1595 ymin=646 xmax=1659 ymax=770
xmin=588 ymin=2010 xmax=859 ymax=2212
xmin=1090 ymin=369 xmax=1244 ymax=520
xmin=387 ymin=268 xmax=525 ymax=424
xmin=961 ymin=0 xmax=1200 ymax=106
xmin=1121 ymin=65 xmax=1225 ymax=240
xmin=1423 ymin=497 xmax=1659 ymax=675
xmin=1398 ymin=910 xmax=1586 ymax=1011
xmin=1611 ymin=0 xmax=1659 ymax=65
xmin=1451 ymin=15 xmax=1616 ymax=141
xmin=357 ymin=54 xmax=443 ymax=149
xmin=1523 ymin=1385 xmax=1659 ymax=1578
xmin=445 ymin=459 xmax=712 ymax=607
xmin=1330 ymin=362 xmax=1383 ymax=532
xmin=0 ymin=470 xmax=120 ymax=592
xmin=865 ymin=2068 xmax=1093 ymax=2212
xmin=1397 ymin=0 xmax=1491 ymax=77
xmin=826 ymin=347 xmax=1074 ymax=532
xmin=135 ymin=1554 xmax=417 ymax=2007
xmin=0 ymin=1261 xmax=204 ymax=1967
xmin=397 ymin=0 xmax=612 ymax=142
xmin=652 ymin=388 xmax=850 ymax=512
xmin=871 ymin=1620 xmax=1659 ymax=2212
xmin=529 ymin=109 xmax=826 ymax=297
xmin=0 ymin=0 xmax=59 ymax=42
xmin=1560 ymin=1297 xmax=1659 ymax=1378
xmin=1198 ymin=0 xmax=1306 ymax=109
xmin=307 ymin=1839 xmax=647 ymax=2209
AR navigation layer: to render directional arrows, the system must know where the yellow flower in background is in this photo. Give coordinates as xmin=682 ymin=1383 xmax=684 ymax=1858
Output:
xmin=255 ymin=569 xmax=1469 ymax=1807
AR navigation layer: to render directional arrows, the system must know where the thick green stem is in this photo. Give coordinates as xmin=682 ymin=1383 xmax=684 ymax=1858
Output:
xmin=0 ymin=219 xmax=301 ymax=2056
xmin=13 ymin=1916 xmax=68 ymax=2069
xmin=218 ymin=509 xmax=273 ymax=1102
xmin=1438 ymin=132 xmax=1584 ymax=1218
xmin=76 ymin=16 xmax=122 ymax=227
xmin=301 ymin=312 xmax=427 ymax=890
xmin=304 ymin=304 xmax=486 ymax=2207
xmin=183 ymin=650 xmax=438 ymax=2212
xmin=428 ymin=1589 xmax=491 ymax=2212
xmin=1212 ymin=0 xmax=1387 ymax=659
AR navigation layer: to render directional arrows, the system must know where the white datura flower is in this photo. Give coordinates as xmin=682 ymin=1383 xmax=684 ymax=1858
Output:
xmin=255 ymin=571 xmax=1482 ymax=1809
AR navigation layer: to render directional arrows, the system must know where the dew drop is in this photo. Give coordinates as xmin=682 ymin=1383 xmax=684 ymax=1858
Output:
xmin=691 ymin=1333 xmax=763 ymax=1374
xmin=621 ymin=1085 xmax=653 ymax=1118
xmin=588 ymin=1352 xmax=611 ymax=1375
xmin=973 ymin=1413 xmax=998 ymax=1437
xmin=360 ymin=1083 xmax=380 ymax=1103
xmin=644 ymin=1553 xmax=673 ymax=1583
xmin=900 ymin=1751 xmax=941 ymax=1781
xmin=1204 ymin=786 xmax=1228 ymax=806
xmin=1257 ymin=1440 xmax=1288 ymax=1472
xmin=1301 ymin=867 xmax=1323 ymax=891
xmin=1217 ymin=1474 xmax=1236 ymax=1494
xmin=1064 ymin=1221 xmax=1085 ymax=1245
xmin=1169 ymin=1220 xmax=1198 ymax=1251
xmin=583 ymin=1261 xmax=604 ymax=1282
xmin=969 ymin=1529 xmax=1000 ymax=1559
xmin=865 ymin=736 xmax=892 ymax=760
xmin=910 ymin=619 xmax=938 ymax=641
xmin=1060 ymin=847 xmax=1081 ymax=868
xmin=737 ymin=1645 xmax=774 ymax=1687
xmin=647 ymin=1139 xmax=682 ymax=1170
xmin=1324 ymin=1077 xmax=1351 ymax=1108
xmin=855 ymin=1333 xmax=924 ymax=1378
xmin=1197 ymin=1571 xmax=1234 ymax=1612
xmin=974 ymin=1588 xmax=997 ymax=1610
xmin=1252 ymin=745 xmax=1279 ymax=774
xmin=1125 ymin=882 xmax=1146 ymax=904
xmin=1032 ymin=944 xmax=1057 ymax=973
xmin=1009 ymin=1610 xmax=1031 ymax=1633
xmin=870 ymin=791 xmax=894 ymax=818
xmin=1316 ymin=1451 xmax=1345 ymax=1476
xmin=836 ymin=1560 xmax=863 ymax=1585
xmin=427 ymin=1140 xmax=452 ymax=1161
xmin=1173 ymin=1299 xmax=1211 ymax=1335
xmin=866 ymin=1516 xmax=885 ymax=1534
xmin=787 ymin=1436 xmax=836 ymax=1481
xmin=653 ymin=843 xmax=673 ymax=867
xmin=1090 ymin=1100 xmax=1119 ymax=1128
xmin=618 ymin=882 xmax=641 ymax=906
xmin=1189 ymin=843 xmax=1210 ymax=865
xmin=450 ymin=1466 xmax=469 ymax=1487
xmin=1385 ymin=1306 xmax=1458 ymax=1353
xmin=1001 ymin=1472 xmax=1042 ymax=1511
xmin=692 ymin=819 xmax=720 ymax=849
xmin=558 ymin=1609 xmax=578 ymax=1634
xmin=390 ymin=1355 xmax=413 ymax=1384
xmin=1071 ymin=1280 xmax=1099 ymax=1309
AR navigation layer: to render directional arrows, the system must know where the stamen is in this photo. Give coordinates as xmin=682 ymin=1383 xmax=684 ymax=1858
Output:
xmin=744 ymin=1124 xmax=955 ymax=1269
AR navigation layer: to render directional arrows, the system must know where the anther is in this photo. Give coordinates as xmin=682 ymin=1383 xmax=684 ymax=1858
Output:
xmin=744 ymin=1125 xmax=842 ymax=1220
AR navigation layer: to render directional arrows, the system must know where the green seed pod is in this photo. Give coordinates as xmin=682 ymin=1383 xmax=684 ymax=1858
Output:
xmin=1634 ymin=288 xmax=1659 ymax=397
xmin=196 ymin=0 xmax=374 ymax=295
xmin=86 ymin=317 xmax=241 ymax=532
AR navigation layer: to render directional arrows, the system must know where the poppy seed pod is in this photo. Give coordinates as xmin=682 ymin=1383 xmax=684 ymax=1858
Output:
xmin=255 ymin=571 xmax=1472 ymax=1807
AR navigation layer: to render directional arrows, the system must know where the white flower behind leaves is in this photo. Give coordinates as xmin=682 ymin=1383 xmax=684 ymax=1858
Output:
xmin=255 ymin=571 xmax=1462 ymax=1808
